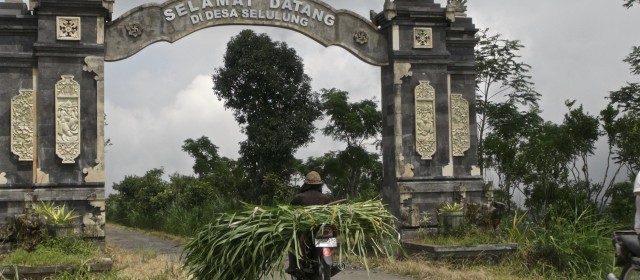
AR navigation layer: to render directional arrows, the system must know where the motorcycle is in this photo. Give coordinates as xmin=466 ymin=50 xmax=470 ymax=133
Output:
xmin=290 ymin=223 xmax=344 ymax=280
xmin=607 ymin=230 xmax=640 ymax=280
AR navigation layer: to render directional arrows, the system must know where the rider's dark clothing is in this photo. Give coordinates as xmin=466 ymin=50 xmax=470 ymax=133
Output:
xmin=286 ymin=184 xmax=330 ymax=274
xmin=291 ymin=184 xmax=331 ymax=206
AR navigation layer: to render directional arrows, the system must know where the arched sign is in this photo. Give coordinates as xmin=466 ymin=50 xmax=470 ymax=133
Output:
xmin=105 ymin=0 xmax=388 ymax=65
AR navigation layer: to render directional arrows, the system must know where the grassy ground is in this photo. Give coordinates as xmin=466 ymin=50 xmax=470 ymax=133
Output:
xmin=0 ymin=223 xmax=617 ymax=279
xmin=104 ymin=245 xmax=188 ymax=280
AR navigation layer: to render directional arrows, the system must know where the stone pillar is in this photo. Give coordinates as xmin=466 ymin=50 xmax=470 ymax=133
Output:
xmin=0 ymin=0 xmax=111 ymax=241
xmin=377 ymin=0 xmax=483 ymax=228
xmin=0 ymin=1 xmax=37 ymax=228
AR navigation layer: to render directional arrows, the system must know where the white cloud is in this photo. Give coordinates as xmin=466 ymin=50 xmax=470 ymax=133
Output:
xmin=105 ymin=75 xmax=242 ymax=192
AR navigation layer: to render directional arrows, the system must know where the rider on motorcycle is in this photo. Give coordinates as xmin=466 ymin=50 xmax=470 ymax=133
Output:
xmin=285 ymin=171 xmax=331 ymax=274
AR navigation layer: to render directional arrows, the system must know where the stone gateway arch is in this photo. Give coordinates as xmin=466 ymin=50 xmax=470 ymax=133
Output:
xmin=0 ymin=0 xmax=483 ymax=243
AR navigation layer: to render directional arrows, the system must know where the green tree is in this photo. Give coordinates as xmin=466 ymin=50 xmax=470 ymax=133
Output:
xmin=108 ymin=168 xmax=171 ymax=227
xmin=321 ymin=88 xmax=382 ymax=147
xmin=300 ymin=89 xmax=383 ymax=199
xmin=212 ymin=30 xmax=322 ymax=204
xmin=605 ymin=2 xmax=640 ymax=173
xmin=181 ymin=136 xmax=242 ymax=198
xmin=483 ymin=101 xmax=601 ymax=214
xmin=562 ymin=101 xmax=600 ymax=188
xmin=302 ymin=148 xmax=382 ymax=199
xmin=475 ymin=29 xmax=539 ymax=174
xmin=482 ymin=103 xmax=541 ymax=208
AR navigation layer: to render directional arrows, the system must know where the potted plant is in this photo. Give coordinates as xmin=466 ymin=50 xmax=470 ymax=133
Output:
xmin=438 ymin=202 xmax=465 ymax=233
xmin=33 ymin=201 xmax=79 ymax=238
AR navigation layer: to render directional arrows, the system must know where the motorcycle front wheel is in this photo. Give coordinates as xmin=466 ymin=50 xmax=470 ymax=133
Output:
xmin=621 ymin=264 xmax=640 ymax=280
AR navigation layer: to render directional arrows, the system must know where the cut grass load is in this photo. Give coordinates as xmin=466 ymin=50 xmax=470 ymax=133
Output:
xmin=182 ymin=199 xmax=401 ymax=280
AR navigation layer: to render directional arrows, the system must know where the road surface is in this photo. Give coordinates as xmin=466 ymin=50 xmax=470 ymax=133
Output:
xmin=105 ymin=225 xmax=415 ymax=280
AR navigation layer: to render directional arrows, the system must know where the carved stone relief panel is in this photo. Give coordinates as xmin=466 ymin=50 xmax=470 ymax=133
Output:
xmin=125 ymin=21 xmax=143 ymax=38
xmin=451 ymin=94 xmax=470 ymax=156
xmin=11 ymin=90 xmax=34 ymax=161
xmin=353 ymin=29 xmax=369 ymax=45
xmin=413 ymin=27 xmax=433 ymax=49
xmin=55 ymin=75 xmax=81 ymax=164
xmin=56 ymin=16 xmax=81 ymax=41
xmin=415 ymin=81 xmax=436 ymax=160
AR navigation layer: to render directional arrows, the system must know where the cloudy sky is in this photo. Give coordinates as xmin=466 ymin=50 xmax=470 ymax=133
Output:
xmin=96 ymin=0 xmax=640 ymax=193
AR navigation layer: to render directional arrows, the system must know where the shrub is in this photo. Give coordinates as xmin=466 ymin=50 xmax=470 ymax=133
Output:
xmin=516 ymin=206 xmax=616 ymax=279
xmin=33 ymin=201 xmax=78 ymax=225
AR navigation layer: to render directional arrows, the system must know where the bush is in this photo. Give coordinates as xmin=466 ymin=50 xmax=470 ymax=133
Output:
xmin=506 ymin=206 xmax=617 ymax=279
xmin=1 ymin=236 xmax=102 ymax=266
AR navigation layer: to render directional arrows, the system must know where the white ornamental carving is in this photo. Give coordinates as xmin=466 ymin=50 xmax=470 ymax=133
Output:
xmin=451 ymin=94 xmax=470 ymax=156
xmin=414 ymin=28 xmax=433 ymax=49
xmin=55 ymin=75 xmax=81 ymax=164
xmin=56 ymin=16 xmax=81 ymax=41
xmin=11 ymin=90 xmax=34 ymax=161
xmin=415 ymin=81 xmax=436 ymax=160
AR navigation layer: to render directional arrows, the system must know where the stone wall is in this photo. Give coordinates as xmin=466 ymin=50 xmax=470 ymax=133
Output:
xmin=0 ymin=0 xmax=108 ymax=240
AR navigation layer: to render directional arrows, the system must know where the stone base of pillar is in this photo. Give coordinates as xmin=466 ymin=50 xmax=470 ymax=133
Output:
xmin=398 ymin=177 xmax=486 ymax=228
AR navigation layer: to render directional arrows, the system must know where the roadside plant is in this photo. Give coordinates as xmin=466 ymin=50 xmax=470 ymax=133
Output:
xmin=33 ymin=201 xmax=78 ymax=225
xmin=419 ymin=211 xmax=432 ymax=227
xmin=438 ymin=202 xmax=464 ymax=214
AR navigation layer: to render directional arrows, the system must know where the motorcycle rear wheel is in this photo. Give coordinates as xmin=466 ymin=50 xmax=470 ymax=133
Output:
xmin=621 ymin=264 xmax=640 ymax=280
xmin=290 ymin=253 xmax=331 ymax=280
xmin=316 ymin=254 xmax=331 ymax=280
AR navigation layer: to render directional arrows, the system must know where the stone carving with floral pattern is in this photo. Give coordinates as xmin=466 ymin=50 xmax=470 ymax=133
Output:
xmin=11 ymin=90 xmax=34 ymax=161
xmin=55 ymin=75 xmax=81 ymax=164
xmin=415 ymin=81 xmax=436 ymax=159
xmin=451 ymin=94 xmax=470 ymax=156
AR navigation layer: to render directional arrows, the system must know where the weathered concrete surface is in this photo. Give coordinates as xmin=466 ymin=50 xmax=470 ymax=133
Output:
xmin=104 ymin=0 xmax=388 ymax=65
xmin=105 ymin=224 xmax=416 ymax=280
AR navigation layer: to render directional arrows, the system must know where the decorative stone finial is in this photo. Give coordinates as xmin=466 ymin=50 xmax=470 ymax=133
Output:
xmin=446 ymin=0 xmax=468 ymax=22
xmin=384 ymin=0 xmax=396 ymax=21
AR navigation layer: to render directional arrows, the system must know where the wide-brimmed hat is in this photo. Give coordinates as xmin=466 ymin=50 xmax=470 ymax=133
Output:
xmin=303 ymin=171 xmax=323 ymax=185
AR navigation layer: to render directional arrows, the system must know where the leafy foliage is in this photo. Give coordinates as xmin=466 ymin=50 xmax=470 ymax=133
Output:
xmin=107 ymin=162 xmax=242 ymax=236
xmin=623 ymin=0 xmax=640 ymax=8
xmin=181 ymin=136 xmax=242 ymax=198
xmin=523 ymin=208 xmax=615 ymax=278
xmin=320 ymin=88 xmax=381 ymax=147
xmin=605 ymin=180 xmax=635 ymax=224
xmin=605 ymin=21 xmax=640 ymax=173
xmin=182 ymin=200 xmax=400 ymax=280
xmin=625 ymin=46 xmax=640 ymax=75
xmin=302 ymin=147 xmax=382 ymax=199
xmin=475 ymin=28 xmax=539 ymax=174
xmin=212 ymin=30 xmax=322 ymax=204
xmin=1 ymin=236 xmax=102 ymax=266
xmin=33 ymin=201 xmax=79 ymax=225
xmin=297 ymin=88 xmax=383 ymax=200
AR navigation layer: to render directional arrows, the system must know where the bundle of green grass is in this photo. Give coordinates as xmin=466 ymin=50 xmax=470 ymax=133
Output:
xmin=182 ymin=199 xmax=400 ymax=280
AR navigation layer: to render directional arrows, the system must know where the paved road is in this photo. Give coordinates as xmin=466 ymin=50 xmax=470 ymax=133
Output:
xmin=105 ymin=225 xmax=415 ymax=280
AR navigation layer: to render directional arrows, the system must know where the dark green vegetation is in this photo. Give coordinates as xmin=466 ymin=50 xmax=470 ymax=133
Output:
xmin=1 ymin=237 xmax=103 ymax=267
xmin=108 ymin=3 xmax=640 ymax=276
xmin=212 ymin=29 xmax=322 ymax=205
